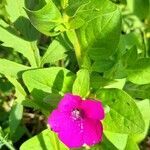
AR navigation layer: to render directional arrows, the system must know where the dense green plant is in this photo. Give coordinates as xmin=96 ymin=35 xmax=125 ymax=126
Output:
xmin=0 ymin=0 xmax=150 ymax=149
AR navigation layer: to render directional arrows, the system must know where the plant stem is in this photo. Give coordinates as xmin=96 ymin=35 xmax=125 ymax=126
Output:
xmin=66 ymin=30 xmax=82 ymax=67
xmin=0 ymin=136 xmax=16 ymax=150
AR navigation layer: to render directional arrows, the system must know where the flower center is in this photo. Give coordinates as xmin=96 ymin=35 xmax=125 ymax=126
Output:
xmin=71 ymin=109 xmax=83 ymax=120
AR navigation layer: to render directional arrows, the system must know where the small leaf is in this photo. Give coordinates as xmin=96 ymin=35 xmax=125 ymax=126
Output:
xmin=41 ymin=39 xmax=68 ymax=65
xmin=72 ymin=69 xmax=90 ymax=98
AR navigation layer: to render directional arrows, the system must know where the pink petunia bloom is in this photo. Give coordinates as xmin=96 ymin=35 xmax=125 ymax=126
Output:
xmin=48 ymin=93 xmax=105 ymax=149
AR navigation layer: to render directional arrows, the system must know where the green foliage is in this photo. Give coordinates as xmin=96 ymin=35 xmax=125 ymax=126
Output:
xmin=0 ymin=0 xmax=150 ymax=149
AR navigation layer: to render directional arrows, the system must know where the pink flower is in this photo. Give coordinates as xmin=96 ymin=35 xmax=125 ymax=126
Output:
xmin=48 ymin=93 xmax=105 ymax=148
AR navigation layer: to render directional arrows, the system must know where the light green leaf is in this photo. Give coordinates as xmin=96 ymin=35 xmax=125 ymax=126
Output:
xmin=72 ymin=69 xmax=90 ymax=98
xmin=125 ymin=136 xmax=139 ymax=150
xmin=6 ymin=76 xmax=26 ymax=103
xmin=41 ymin=39 xmax=68 ymax=65
xmin=20 ymin=129 xmax=69 ymax=150
xmin=134 ymin=99 xmax=150 ymax=142
xmin=5 ymin=0 xmax=27 ymax=22
xmin=0 ymin=25 xmax=39 ymax=67
xmin=74 ymin=0 xmax=121 ymax=60
xmin=127 ymin=58 xmax=150 ymax=85
xmin=0 ymin=59 xmax=30 ymax=78
xmin=104 ymin=131 xmax=128 ymax=150
xmin=5 ymin=0 xmax=40 ymax=41
xmin=25 ymin=1 xmax=63 ymax=36
xmin=96 ymin=88 xmax=145 ymax=134
xmin=9 ymin=103 xmax=23 ymax=136
xmin=104 ymin=78 xmax=126 ymax=89
xmin=23 ymin=67 xmax=75 ymax=94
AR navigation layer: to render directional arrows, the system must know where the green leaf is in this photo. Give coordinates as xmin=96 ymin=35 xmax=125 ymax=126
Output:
xmin=125 ymin=136 xmax=139 ymax=150
xmin=0 ymin=59 xmax=30 ymax=78
xmin=23 ymin=67 xmax=75 ymax=94
xmin=5 ymin=0 xmax=27 ymax=22
xmin=20 ymin=129 xmax=69 ymax=150
xmin=5 ymin=0 xmax=40 ymax=41
xmin=134 ymin=99 xmax=150 ymax=142
xmin=104 ymin=131 xmax=128 ymax=150
xmin=9 ymin=103 xmax=23 ymax=136
xmin=25 ymin=1 xmax=63 ymax=36
xmin=6 ymin=76 xmax=26 ymax=103
xmin=127 ymin=58 xmax=150 ymax=85
xmin=91 ymin=59 xmax=115 ymax=73
xmin=96 ymin=88 xmax=145 ymax=134
xmin=122 ymin=46 xmax=138 ymax=67
xmin=74 ymin=0 xmax=121 ymax=60
xmin=0 ymin=25 xmax=39 ymax=67
xmin=41 ymin=39 xmax=68 ymax=65
xmin=90 ymin=136 xmax=118 ymax=150
xmin=72 ymin=69 xmax=90 ymax=98
xmin=127 ymin=0 xmax=150 ymax=19
xmin=22 ymin=98 xmax=50 ymax=116
xmin=124 ymin=82 xmax=150 ymax=99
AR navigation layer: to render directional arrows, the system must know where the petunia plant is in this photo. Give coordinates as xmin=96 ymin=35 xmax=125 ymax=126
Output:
xmin=0 ymin=0 xmax=150 ymax=149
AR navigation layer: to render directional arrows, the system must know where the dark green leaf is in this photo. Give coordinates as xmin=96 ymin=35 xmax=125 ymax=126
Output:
xmin=9 ymin=103 xmax=23 ymax=135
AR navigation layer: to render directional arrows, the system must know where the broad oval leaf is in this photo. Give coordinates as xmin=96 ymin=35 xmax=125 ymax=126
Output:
xmin=96 ymin=88 xmax=145 ymax=134
xmin=73 ymin=0 xmax=121 ymax=60
xmin=23 ymin=67 xmax=75 ymax=94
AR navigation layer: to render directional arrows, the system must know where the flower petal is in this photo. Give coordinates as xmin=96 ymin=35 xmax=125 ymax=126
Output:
xmin=58 ymin=119 xmax=84 ymax=148
xmin=81 ymin=100 xmax=104 ymax=120
xmin=83 ymin=118 xmax=103 ymax=146
xmin=48 ymin=110 xmax=70 ymax=132
xmin=58 ymin=93 xmax=82 ymax=112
